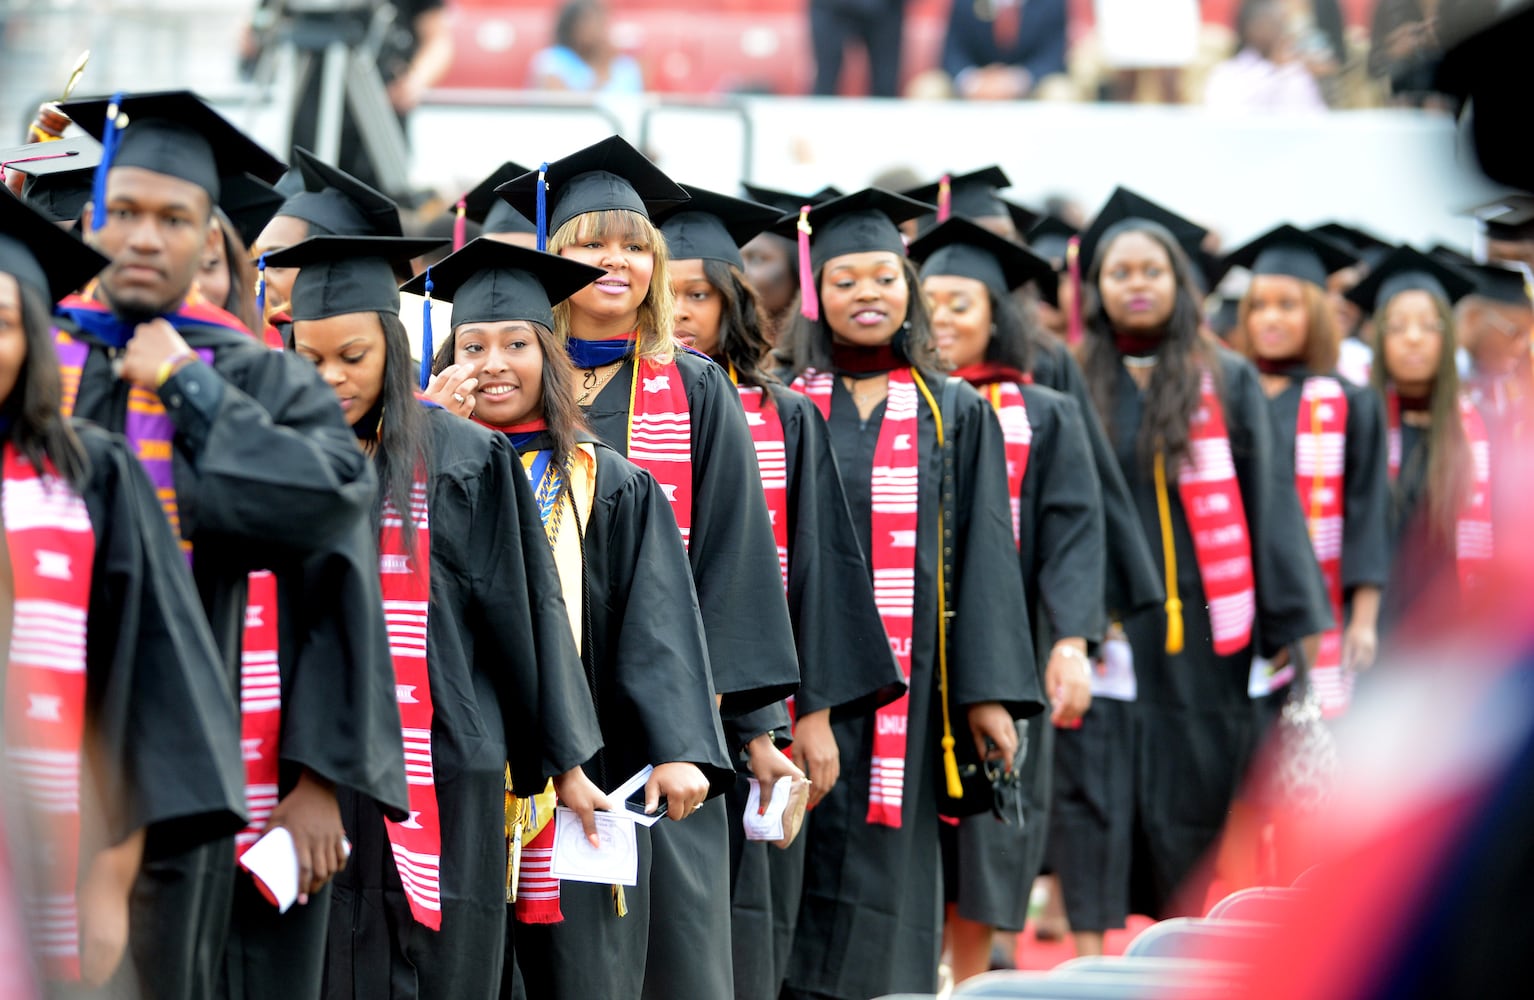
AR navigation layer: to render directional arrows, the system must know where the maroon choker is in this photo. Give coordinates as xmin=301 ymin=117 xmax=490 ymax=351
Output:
xmin=832 ymin=341 xmax=907 ymax=375
xmin=950 ymin=361 xmax=1030 ymax=387
xmin=1398 ymin=393 xmax=1432 ymax=413
xmin=1114 ymin=333 xmax=1163 ymax=358
xmin=1254 ymin=356 xmax=1309 ymax=376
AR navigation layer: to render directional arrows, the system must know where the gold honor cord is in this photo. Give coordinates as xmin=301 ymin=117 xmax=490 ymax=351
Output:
xmin=1153 ymin=451 xmax=1185 ymax=655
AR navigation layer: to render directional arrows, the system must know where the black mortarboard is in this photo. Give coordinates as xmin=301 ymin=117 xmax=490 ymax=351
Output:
xmin=1464 ymin=194 xmax=1534 ymax=242
xmin=740 ymin=182 xmax=842 ymax=215
xmin=275 ymin=147 xmax=402 ymax=238
xmin=495 ymin=136 xmax=690 ymax=247
xmin=400 ymin=237 xmax=604 ymax=331
xmin=449 ymin=161 xmax=536 ymax=237
xmin=1344 ymin=245 xmax=1477 ymax=314
xmin=0 ymin=189 xmax=110 ymax=302
xmin=909 ymin=217 xmax=1055 ymax=301
xmin=265 ymin=236 xmax=445 ymax=322
xmin=655 ymin=185 xmax=781 ymax=268
xmin=904 ymin=166 xmax=1012 ymax=224
xmin=1462 ymin=261 xmax=1533 ymax=307
xmin=1218 ymin=223 xmax=1357 ymax=289
xmin=219 ymin=173 xmax=285 ymax=247
xmin=2 ymin=136 xmax=100 ymax=225
xmin=1025 ymin=216 xmax=1079 ymax=270
xmin=61 ymin=90 xmax=286 ymax=208
xmin=1429 ymin=243 xmax=1476 ymax=269
xmin=769 ymin=187 xmax=931 ymax=320
xmin=1310 ymin=222 xmax=1392 ymax=270
xmin=274 ymin=165 xmax=304 ymax=199
xmin=999 ymin=198 xmax=1042 ymax=239
xmin=1077 ymin=187 xmax=1209 ymax=278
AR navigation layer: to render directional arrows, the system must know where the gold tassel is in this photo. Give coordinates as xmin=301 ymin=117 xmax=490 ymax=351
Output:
xmin=942 ymin=733 xmax=964 ymax=798
xmin=612 ymin=885 xmax=628 ymax=917
xmin=1153 ymin=451 xmax=1185 ymax=655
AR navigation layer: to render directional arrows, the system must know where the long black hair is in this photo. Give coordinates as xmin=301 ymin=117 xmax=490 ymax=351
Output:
xmin=213 ymin=209 xmax=262 ymax=335
xmin=372 ymin=310 xmax=430 ymax=549
xmin=782 ymin=257 xmax=941 ymax=377
xmin=1076 ymin=221 xmax=1214 ymax=471
xmin=12 ymin=283 xmax=88 ymax=487
xmin=701 ymin=258 xmax=778 ymax=388
xmin=982 ymin=284 xmax=1037 ymax=375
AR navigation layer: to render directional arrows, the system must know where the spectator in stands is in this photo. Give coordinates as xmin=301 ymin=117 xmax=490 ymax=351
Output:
xmin=941 ymin=0 xmax=1071 ymax=101
xmin=1368 ymin=0 xmax=1448 ymax=108
xmin=810 ymin=0 xmax=906 ymax=98
xmin=1203 ymin=0 xmax=1326 ymax=112
xmin=529 ymin=0 xmax=643 ymax=93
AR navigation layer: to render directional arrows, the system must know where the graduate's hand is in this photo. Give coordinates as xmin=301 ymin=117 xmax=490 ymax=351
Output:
xmin=1044 ymin=639 xmax=1093 ymax=727
xmin=790 ymin=709 xmax=839 ymax=809
xmin=745 ymin=733 xmax=804 ymax=816
xmin=266 ymin=769 xmax=347 ymax=903
xmin=648 ymin=762 xmax=709 ymax=821
xmin=552 ymin=765 xmax=612 ymax=849
xmin=118 ymin=318 xmax=194 ymax=390
xmin=422 ymin=364 xmax=478 ymax=418
xmin=77 ymin=828 xmax=145 ymax=987
xmin=1342 ymin=621 xmax=1378 ymax=673
xmin=966 ymin=702 xmax=1018 ymax=773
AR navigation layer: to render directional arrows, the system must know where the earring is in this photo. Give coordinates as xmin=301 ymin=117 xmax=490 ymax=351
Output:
xmin=902 ymin=319 xmax=912 ymax=331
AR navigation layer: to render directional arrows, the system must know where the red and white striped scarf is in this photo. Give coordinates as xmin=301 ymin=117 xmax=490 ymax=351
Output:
xmin=1 ymin=443 xmax=95 ymax=981
xmin=737 ymin=386 xmax=789 ymax=589
xmin=235 ymin=571 xmax=282 ymax=856
xmin=1386 ymin=390 xmax=1495 ymax=596
xmin=793 ymin=368 xmax=920 ymax=828
xmin=985 ymin=382 xmax=1031 ymax=550
xmin=1293 ymin=377 xmax=1350 ymax=716
xmin=627 ymin=356 xmax=694 ymax=549
xmin=379 ymin=482 xmax=443 ymax=929
xmin=1178 ymin=371 xmax=1256 ymax=656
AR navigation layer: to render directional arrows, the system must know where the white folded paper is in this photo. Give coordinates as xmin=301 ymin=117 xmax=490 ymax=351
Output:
xmin=549 ymin=807 xmax=639 ymax=886
xmin=239 ymin=826 xmax=300 ymax=912
xmin=742 ymin=776 xmax=796 ymax=842
xmin=1091 ymin=637 xmax=1138 ymax=702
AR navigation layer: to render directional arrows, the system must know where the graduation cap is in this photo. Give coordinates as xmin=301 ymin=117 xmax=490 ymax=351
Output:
xmin=1464 ymin=194 xmax=1534 ymax=242
xmin=1461 ymin=261 xmax=1534 ymax=308
xmin=60 ymin=90 xmax=286 ymax=228
xmin=400 ymin=237 xmax=603 ymax=334
xmin=1429 ymin=243 xmax=1476 ymax=269
xmin=445 ymin=161 xmax=536 ymax=248
xmin=904 ymin=166 xmax=1013 ymax=231
xmin=1077 ymin=187 xmax=1209 ymax=278
xmin=1310 ymin=222 xmax=1392 ymax=271
xmin=0 ymin=187 xmax=111 ymax=303
xmin=274 ymin=147 xmax=402 ymax=238
xmin=999 ymin=198 xmax=1042 ymax=239
xmin=1217 ymin=223 xmax=1357 ymax=289
xmin=909 ymin=217 xmax=1055 ymax=302
xmin=1025 ymin=216 xmax=1079 ymax=271
xmin=219 ymin=173 xmax=285 ymax=248
xmin=1 ymin=135 xmax=100 ymax=225
xmin=768 ymin=187 xmax=932 ymax=321
xmin=495 ymin=136 xmax=690 ymax=250
xmin=740 ymin=182 xmax=842 ymax=216
xmin=265 ymin=235 xmax=445 ymax=323
xmin=654 ymin=185 xmax=782 ymax=268
xmin=1343 ymin=245 xmax=1478 ymax=315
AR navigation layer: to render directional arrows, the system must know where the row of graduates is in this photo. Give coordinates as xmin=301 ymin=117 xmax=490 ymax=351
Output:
xmin=0 ymin=89 xmax=1510 ymax=1000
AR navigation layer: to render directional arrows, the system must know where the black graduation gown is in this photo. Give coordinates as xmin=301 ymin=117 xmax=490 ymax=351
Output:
xmin=6 ymin=425 xmax=247 ymax=1000
xmin=54 ymin=319 xmax=407 ymax=1000
xmin=1107 ymin=349 xmax=1331 ymax=916
xmin=324 ymin=411 xmax=603 ymax=1000
xmin=784 ymin=371 xmax=1044 ymax=1000
xmin=1033 ymin=338 xmax=1164 ymax=622
xmin=951 ymin=382 xmax=1106 ymax=932
xmin=726 ymin=383 xmax=906 ymax=1000
xmin=509 ymin=437 xmax=735 ymax=1000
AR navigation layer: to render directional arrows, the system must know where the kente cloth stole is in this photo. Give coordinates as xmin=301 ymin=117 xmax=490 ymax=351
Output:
xmin=792 ymin=368 xmax=919 ymax=828
xmin=2 ymin=443 xmax=95 ymax=980
xmin=625 ymin=356 xmax=693 ymax=549
xmin=1295 ymin=377 xmax=1349 ymax=715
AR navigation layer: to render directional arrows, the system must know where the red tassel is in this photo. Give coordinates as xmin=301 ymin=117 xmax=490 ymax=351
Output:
xmin=936 ymin=173 xmax=952 ymax=223
xmin=1066 ymin=235 xmax=1083 ymax=346
xmin=453 ymin=199 xmax=467 ymax=252
xmin=797 ymin=205 xmax=819 ymax=321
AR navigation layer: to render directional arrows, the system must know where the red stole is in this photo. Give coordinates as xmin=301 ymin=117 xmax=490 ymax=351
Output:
xmin=2 ymin=443 xmax=96 ymax=980
xmin=626 ymin=356 xmax=694 ymax=549
xmin=793 ymin=369 xmax=920 ymax=828
xmin=1178 ymin=371 xmax=1256 ymax=656
xmin=737 ymin=386 xmax=789 ymax=589
xmin=1293 ymin=377 xmax=1350 ymax=716
xmin=1386 ymin=390 xmax=1495 ymax=595
xmin=378 ymin=481 xmax=443 ymax=929
xmin=987 ymin=381 xmax=1031 ymax=549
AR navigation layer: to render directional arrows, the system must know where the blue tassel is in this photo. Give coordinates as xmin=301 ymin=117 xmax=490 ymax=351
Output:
xmin=536 ymin=162 xmax=549 ymax=252
xmin=419 ymin=268 xmax=434 ymax=391
xmin=255 ymin=253 xmax=267 ymax=319
xmin=90 ymin=92 xmax=126 ymax=233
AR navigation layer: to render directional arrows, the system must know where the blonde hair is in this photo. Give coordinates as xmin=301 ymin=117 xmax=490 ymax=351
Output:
xmin=1237 ymin=277 xmax=1341 ymax=373
xmin=547 ymin=209 xmax=676 ymax=363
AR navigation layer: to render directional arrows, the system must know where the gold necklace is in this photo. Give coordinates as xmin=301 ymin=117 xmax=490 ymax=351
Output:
xmin=577 ymin=361 xmax=624 ymax=406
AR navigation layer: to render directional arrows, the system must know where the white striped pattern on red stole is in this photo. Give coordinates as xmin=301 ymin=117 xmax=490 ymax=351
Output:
xmin=2 ymin=444 xmax=95 ymax=981
xmin=378 ymin=481 xmax=443 ymax=929
xmin=792 ymin=368 xmax=920 ymax=827
xmin=986 ymin=381 xmax=1031 ymax=549
xmin=1176 ymin=371 xmax=1256 ymax=656
xmin=1294 ymin=377 xmax=1351 ymax=716
xmin=628 ymin=358 xmax=695 ymax=549
xmin=737 ymin=386 xmax=790 ymax=589
xmin=236 ymin=571 xmax=283 ymax=855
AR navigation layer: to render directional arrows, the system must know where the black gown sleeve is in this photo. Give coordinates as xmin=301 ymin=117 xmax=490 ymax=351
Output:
xmin=776 ymin=387 xmax=905 ymax=718
xmin=1223 ymin=354 xmax=1334 ymax=657
xmin=465 ymin=431 xmax=604 ymax=794
xmin=162 ymin=342 xmax=375 ymax=551
xmin=1022 ymin=388 xmax=1107 ymax=647
xmin=682 ymin=358 xmax=801 ymax=718
xmin=598 ymin=456 xmax=736 ymax=794
xmin=946 ymin=382 xmax=1045 ymax=717
xmin=1340 ymin=381 xmax=1392 ymax=594
xmin=80 ymin=426 xmax=247 ymax=855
